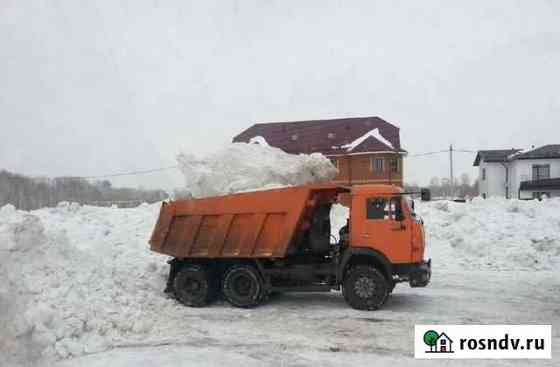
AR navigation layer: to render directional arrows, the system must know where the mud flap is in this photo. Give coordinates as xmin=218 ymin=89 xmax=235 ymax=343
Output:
xmin=409 ymin=259 xmax=431 ymax=287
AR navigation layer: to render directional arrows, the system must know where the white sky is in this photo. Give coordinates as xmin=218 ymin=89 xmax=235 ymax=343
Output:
xmin=1 ymin=0 xmax=559 ymax=189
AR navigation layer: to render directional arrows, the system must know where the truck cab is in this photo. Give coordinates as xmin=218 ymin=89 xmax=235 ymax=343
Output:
xmin=341 ymin=185 xmax=431 ymax=294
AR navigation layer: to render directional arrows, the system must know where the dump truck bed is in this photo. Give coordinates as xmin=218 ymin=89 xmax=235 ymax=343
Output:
xmin=149 ymin=185 xmax=348 ymax=259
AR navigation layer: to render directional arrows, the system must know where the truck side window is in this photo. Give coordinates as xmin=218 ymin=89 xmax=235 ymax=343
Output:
xmin=366 ymin=198 xmax=388 ymax=220
xmin=367 ymin=197 xmax=403 ymax=221
xmin=392 ymin=197 xmax=404 ymax=221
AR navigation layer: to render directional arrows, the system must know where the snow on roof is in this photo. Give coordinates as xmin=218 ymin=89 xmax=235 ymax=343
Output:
xmin=233 ymin=117 xmax=405 ymax=155
xmin=512 ymin=144 xmax=560 ymax=160
xmin=248 ymin=135 xmax=270 ymax=147
xmin=340 ymin=128 xmax=394 ymax=152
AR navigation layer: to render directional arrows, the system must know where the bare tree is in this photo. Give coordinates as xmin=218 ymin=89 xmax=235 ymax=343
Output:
xmin=0 ymin=169 xmax=169 ymax=210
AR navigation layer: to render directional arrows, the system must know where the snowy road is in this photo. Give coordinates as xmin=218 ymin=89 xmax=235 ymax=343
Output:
xmin=58 ymin=270 xmax=558 ymax=367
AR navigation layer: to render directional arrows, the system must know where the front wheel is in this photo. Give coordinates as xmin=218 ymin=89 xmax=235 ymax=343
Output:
xmin=343 ymin=265 xmax=389 ymax=310
xmin=222 ymin=264 xmax=264 ymax=308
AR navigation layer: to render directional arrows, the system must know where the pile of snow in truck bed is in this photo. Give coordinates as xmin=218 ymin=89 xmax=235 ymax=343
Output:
xmin=177 ymin=142 xmax=338 ymax=198
xmin=1 ymin=197 xmax=559 ymax=365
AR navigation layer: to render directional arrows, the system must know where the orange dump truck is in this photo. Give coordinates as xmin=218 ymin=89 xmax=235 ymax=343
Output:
xmin=150 ymin=184 xmax=431 ymax=310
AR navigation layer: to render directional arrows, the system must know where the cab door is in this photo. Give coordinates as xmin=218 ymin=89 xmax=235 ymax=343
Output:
xmin=351 ymin=195 xmax=412 ymax=263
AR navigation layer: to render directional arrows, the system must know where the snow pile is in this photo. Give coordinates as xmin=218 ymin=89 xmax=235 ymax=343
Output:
xmin=0 ymin=204 xmax=45 ymax=366
xmin=330 ymin=203 xmax=349 ymax=243
xmin=419 ymin=197 xmax=560 ymax=270
xmin=177 ymin=142 xmax=338 ymax=198
xmin=330 ymin=198 xmax=560 ymax=270
xmin=0 ymin=203 xmax=181 ymax=365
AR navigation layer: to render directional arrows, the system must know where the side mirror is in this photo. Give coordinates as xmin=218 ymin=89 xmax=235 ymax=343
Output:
xmin=421 ymin=188 xmax=431 ymax=202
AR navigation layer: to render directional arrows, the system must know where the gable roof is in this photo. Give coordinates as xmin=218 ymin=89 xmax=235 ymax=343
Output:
xmin=513 ymin=145 xmax=560 ymax=160
xmin=473 ymin=149 xmax=522 ymax=166
xmin=232 ymin=116 xmax=406 ymax=156
xmin=474 ymin=145 xmax=560 ymax=166
xmin=436 ymin=332 xmax=453 ymax=343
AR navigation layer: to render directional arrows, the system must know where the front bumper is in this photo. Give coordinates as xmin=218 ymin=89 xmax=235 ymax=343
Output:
xmin=409 ymin=259 xmax=431 ymax=287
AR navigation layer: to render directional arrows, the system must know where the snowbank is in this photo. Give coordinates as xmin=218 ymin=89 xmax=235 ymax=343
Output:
xmin=1 ymin=197 xmax=559 ymax=364
xmin=418 ymin=197 xmax=560 ymax=270
xmin=176 ymin=143 xmax=338 ymax=198
xmin=0 ymin=203 xmax=178 ymax=365
xmin=331 ymin=197 xmax=560 ymax=270
xmin=0 ymin=204 xmax=45 ymax=366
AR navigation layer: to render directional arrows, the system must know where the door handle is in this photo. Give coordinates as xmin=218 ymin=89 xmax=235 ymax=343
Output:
xmin=362 ymin=233 xmax=371 ymax=238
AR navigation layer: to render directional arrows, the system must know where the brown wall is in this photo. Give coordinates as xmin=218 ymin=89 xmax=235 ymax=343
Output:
xmin=328 ymin=153 xmax=404 ymax=187
xmin=328 ymin=153 xmax=403 ymax=206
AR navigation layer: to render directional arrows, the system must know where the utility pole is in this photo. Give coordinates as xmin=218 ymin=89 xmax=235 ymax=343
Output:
xmin=449 ymin=144 xmax=454 ymax=198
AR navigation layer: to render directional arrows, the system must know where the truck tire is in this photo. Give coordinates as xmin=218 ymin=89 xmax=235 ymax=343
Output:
xmin=222 ymin=264 xmax=264 ymax=308
xmin=173 ymin=265 xmax=213 ymax=307
xmin=343 ymin=265 xmax=389 ymax=310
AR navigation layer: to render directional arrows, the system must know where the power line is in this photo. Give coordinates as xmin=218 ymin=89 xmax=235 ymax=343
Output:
xmin=407 ymin=148 xmax=477 ymax=157
xmin=407 ymin=150 xmax=448 ymax=158
xmin=30 ymin=147 xmax=479 ymax=181
xmin=55 ymin=165 xmax=180 ymax=180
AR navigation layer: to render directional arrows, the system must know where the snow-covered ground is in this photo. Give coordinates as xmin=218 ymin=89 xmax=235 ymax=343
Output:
xmin=1 ymin=198 xmax=559 ymax=366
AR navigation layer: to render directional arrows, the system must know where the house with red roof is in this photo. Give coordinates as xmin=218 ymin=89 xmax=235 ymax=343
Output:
xmin=233 ymin=116 xmax=407 ymax=187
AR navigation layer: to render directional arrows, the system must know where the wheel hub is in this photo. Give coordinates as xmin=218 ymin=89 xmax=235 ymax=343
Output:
xmin=354 ymin=276 xmax=375 ymax=298
xmin=233 ymin=275 xmax=252 ymax=297
xmin=185 ymin=279 xmax=201 ymax=292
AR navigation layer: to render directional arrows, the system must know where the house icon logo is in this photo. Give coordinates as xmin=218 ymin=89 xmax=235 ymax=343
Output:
xmin=423 ymin=330 xmax=454 ymax=353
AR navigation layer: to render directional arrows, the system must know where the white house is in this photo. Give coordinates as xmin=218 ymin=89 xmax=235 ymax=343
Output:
xmin=474 ymin=145 xmax=560 ymax=199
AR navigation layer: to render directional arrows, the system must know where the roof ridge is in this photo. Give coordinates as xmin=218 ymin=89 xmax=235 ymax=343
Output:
xmin=253 ymin=116 xmax=393 ymax=126
xmin=340 ymin=128 xmax=395 ymax=152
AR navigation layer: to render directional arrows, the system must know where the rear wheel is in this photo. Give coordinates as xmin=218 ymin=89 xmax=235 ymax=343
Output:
xmin=222 ymin=264 xmax=264 ymax=308
xmin=343 ymin=265 xmax=389 ymax=310
xmin=173 ymin=265 xmax=214 ymax=307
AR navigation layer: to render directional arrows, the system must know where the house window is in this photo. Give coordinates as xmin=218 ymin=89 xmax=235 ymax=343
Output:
xmin=291 ymin=134 xmax=298 ymax=141
xmin=327 ymin=133 xmax=335 ymax=139
xmin=482 ymin=193 xmax=487 ymax=199
xmin=532 ymin=164 xmax=550 ymax=180
xmin=389 ymin=159 xmax=399 ymax=173
xmin=482 ymin=168 xmax=486 ymax=181
xmin=441 ymin=340 xmax=446 ymax=345
xmin=371 ymin=158 xmax=384 ymax=173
